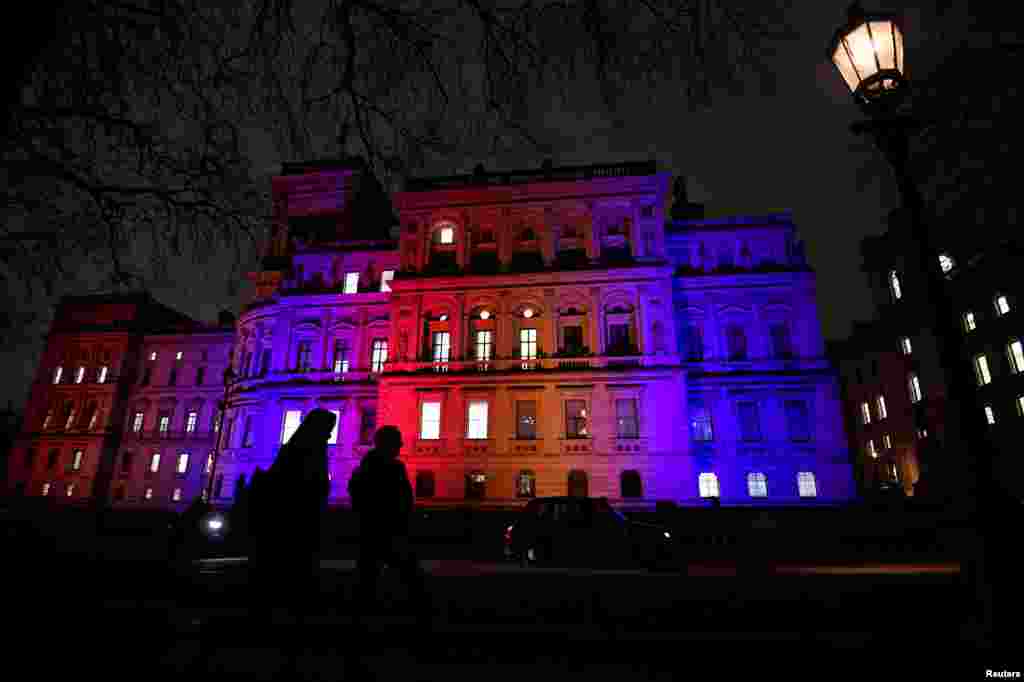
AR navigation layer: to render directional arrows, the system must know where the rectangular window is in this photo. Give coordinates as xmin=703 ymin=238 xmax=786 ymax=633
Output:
xmin=144 ymin=487 xmax=153 ymax=500
xmin=1017 ymin=395 xmax=1024 ymax=417
xmin=380 ymin=270 xmax=395 ymax=292
xmin=242 ymin=416 xmax=254 ymax=447
xmin=420 ymin=401 xmax=441 ymax=440
xmin=860 ymin=401 xmax=872 ymax=425
xmin=333 ymin=340 xmax=351 ymax=374
xmin=359 ymin=409 xmax=377 ymax=444
xmin=608 ymin=323 xmax=630 ymax=350
xmin=519 ymin=328 xmax=537 ymax=360
xmin=328 ymin=410 xmax=340 ymax=445
xmin=985 ymin=405 xmax=996 ymax=425
xmin=769 ymin=324 xmax=793 ymax=359
xmin=615 ymin=399 xmax=639 ymax=439
xmin=565 ymin=400 xmax=589 ymax=438
xmin=689 ymin=403 xmax=714 ymax=442
xmin=974 ymin=354 xmax=992 ymax=386
xmin=132 ymin=412 xmax=144 ymax=433
xmin=186 ymin=412 xmax=198 ymax=433
xmin=684 ymin=325 xmax=704 ymax=361
xmin=159 ymin=415 xmax=170 ymax=434
xmin=296 ymin=341 xmax=313 ymax=371
xmin=205 ymin=452 xmax=214 ymax=474
xmin=699 ymin=473 xmax=720 ymax=498
xmin=42 ymin=482 xmax=51 ymax=496
xmin=371 ymin=339 xmax=388 ymax=373
xmin=866 ymin=440 xmax=877 ymax=458
xmin=64 ymin=407 xmax=76 ymax=431
xmin=726 ymin=325 xmax=748 ymax=361
xmin=53 ymin=366 xmax=63 ymax=384
xmin=195 ymin=366 xmax=206 ymax=385
xmin=883 ymin=433 xmax=892 ymax=449
xmin=963 ymin=311 xmax=976 ymax=332
xmin=75 ymin=366 xmax=85 ymax=384
xmin=467 ymin=401 xmax=489 ymax=439
xmin=281 ymin=410 xmax=302 ymax=444
xmin=785 ymin=400 xmax=811 ymax=442
xmin=1007 ymin=340 xmax=1024 ymax=374
xmin=876 ymin=395 xmax=888 ymax=420
xmin=432 ymin=331 xmax=451 ymax=363
xmin=169 ymin=367 xmax=177 ymax=386
xmin=563 ymin=326 xmax=583 ymax=353
xmin=475 ymin=330 xmax=493 ymax=361
xmin=176 ymin=452 xmax=190 ymax=474
xmin=149 ymin=453 xmax=161 ymax=473
xmin=344 ymin=272 xmax=359 ymax=294
xmin=899 ymin=337 xmax=913 ymax=355
xmin=908 ymin=373 xmax=923 ymax=403
xmin=516 ymin=401 xmax=537 ymax=440
xmin=98 ymin=366 xmax=109 ymax=384
xmin=797 ymin=472 xmax=817 ymax=498
xmin=995 ymin=295 xmax=1011 ymax=316
xmin=71 ymin=449 xmax=84 ymax=472
xmin=747 ymin=473 xmax=768 ymax=498
xmin=172 ymin=488 xmax=182 ymax=502
xmin=738 ymin=401 xmax=761 ymax=441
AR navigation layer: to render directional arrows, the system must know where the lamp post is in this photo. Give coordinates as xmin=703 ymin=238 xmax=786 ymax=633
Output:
xmin=203 ymin=365 xmax=236 ymax=506
xmin=828 ymin=2 xmax=998 ymax=643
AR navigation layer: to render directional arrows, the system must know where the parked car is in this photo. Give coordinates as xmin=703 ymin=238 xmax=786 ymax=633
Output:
xmin=503 ymin=496 xmax=679 ymax=570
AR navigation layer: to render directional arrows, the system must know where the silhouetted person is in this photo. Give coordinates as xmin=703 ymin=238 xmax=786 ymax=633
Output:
xmin=249 ymin=408 xmax=335 ymax=620
xmin=348 ymin=425 xmax=430 ymax=623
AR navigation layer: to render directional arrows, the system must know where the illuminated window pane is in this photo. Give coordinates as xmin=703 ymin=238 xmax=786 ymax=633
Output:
xmin=41 ymin=482 xmax=51 ymax=496
xmin=860 ymin=401 xmax=872 ymax=425
xmin=963 ymin=311 xmax=977 ymax=332
xmin=144 ymin=487 xmax=153 ymax=500
xmin=973 ymin=354 xmax=992 ymax=386
xmin=172 ymin=488 xmax=182 ymax=502
xmin=938 ymin=253 xmax=955 ymax=273
xmin=205 ymin=452 xmax=214 ymax=474
xmin=380 ymin=270 xmax=395 ymax=292
xmin=467 ymin=401 xmax=489 ymax=439
xmin=159 ymin=415 xmax=170 ymax=433
xmin=281 ymin=410 xmax=302 ymax=444
xmin=876 ymin=395 xmax=888 ymax=420
xmin=516 ymin=470 xmax=536 ymax=498
xmin=566 ymin=400 xmax=588 ymax=438
xmin=475 ymin=330 xmax=493 ymax=361
xmin=1007 ymin=340 xmax=1024 ymax=374
xmin=995 ymin=294 xmax=1011 ymax=316
xmin=328 ymin=410 xmax=340 ymax=445
xmin=883 ymin=434 xmax=892 ymax=449
xmin=797 ymin=472 xmax=817 ymax=498
xmin=420 ymin=401 xmax=441 ymax=440
xmin=149 ymin=453 xmax=161 ymax=473
xmin=149 ymin=351 xmax=157 ymax=361
xmin=1017 ymin=395 xmax=1024 ymax=416
xmin=866 ymin=440 xmax=877 ymax=458
xmin=53 ymin=366 xmax=63 ymax=384
xmin=689 ymin=403 xmax=714 ymax=442
xmin=899 ymin=337 xmax=913 ymax=355
xmin=908 ymin=373 xmax=922 ymax=403
xmin=186 ymin=412 xmax=198 ymax=433
xmin=71 ymin=449 xmax=84 ymax=471
xmin=344 ymin=272 xmax=359 ymax=294
xmin=176 ymin=452 xmax=190 ymax=474
xmin=699 ymin=473 xmax=720 ymax=498
xmin=75 ymin=366 xmax=85 ymax=384
xmin=747 ymin=472 xmax=767 ymax=498
xmin=432 ymin=332 xmax=451 ymax=363
xmin=333 ymin=340 xmax=351 ymax=374
xmin=520 ymin=328 xmax=537 ymax=360
xmin=985 ymin=405 xmax=996 ymax=425
xmin=371 ymin=339 xmax=388 ymax=373
xmin=66 ymin=483 xmax=76 ymax=498
xmin=439 ymin=226 xmax=454 ymax=244
xmin=889 ymin=270 xmax=902 ymax=301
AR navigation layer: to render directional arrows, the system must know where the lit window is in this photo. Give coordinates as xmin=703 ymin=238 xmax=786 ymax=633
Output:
xmin=797 ymin=472 xmax=817 ymax=498
xmin=520 ymin=328 xmax=537 ymax=360
xmin=916 ymin=428 xmax=928 ymax=440
xmin=699 ymin=473 xmax=720 ymax=499
xmin=66 ymin=483 xmax=76 ymax=498
xmin=380 ymin=270 xmax=395 ymax=292
xmin=747 ymin=472 xmax=768 ymax=498
xmin=53 ymin=366 xmax=63 ymax=384
xmin=296 ymin=341 xmax=313 ymax=371
xmin=876 ymin=395 xmax=888 ymax=420
xmin=438 ymin=226 xmax=454 ymax=244
xmin=149 ymin=351 xmax=157 ymax=361
xmin=97 ymin=366 xmax=108 ymax=384
xmin=963 ymin=311 xmax=977 ymax=332
xmin=866 ymin=440 xmax=877 ymax=458
xmin=908 ymin=373 xmax=923 ymax=404
xmin=566 ymin=400 xmax=589 ymax=438
xmin=938 ymin=253 xmax=955 ymax=273
xmin=1007 ymin=340 xmax=1024 ymax=374
xmin=344 ymin=272 xmax=359 ymax=294
xmin=889 ymin=270 xmax=902 ymax=301
xmin=186 ymin=412 xmax=198 ymax=433
xmin=144 ymin=487 xmax=153 ymax=500
xmin=75 ymin=366 xmax=85 ymax=384
xmin=41 ymin=482 xmax=51 ymax=496
xmin=994 ymin=294 xmax=1011 ymax=316
xmin=973 ymin=354 xmax=992 ymax=386
xmin=64 ymin=407 xmax=76 ymax=431
xmin=328 ymin=410 xmax=340 ymax=445
xmin=132 ymin=412 xmax=144 ymax=433
xmin=467 ymin=401 xmax=489 ymax=440
xmin=516 ymin=470 xmax=536 ymax=498
xmin=42 ymin=410 xmax=53 ymax=430
xmin=333 ymin=340 xmax=351 ymax=374
xmin=615 ymin=398 xmax=639 ymax=439
xmin=899 ymin=337 xmax=913 ymax=355
xmin=205 ymin=452 xmax=214 ymax=474
xmin=475 ymin=330 xmax=493 ymax=361
xmin=1017 ymin=395 xmax=1024 ymax=417
xmin=432 ymin=332 xmax=451 ymax=363
xmin=371 ymin=339 xmax=388 ymax=373
xmin=420 ymin=401 xmax=441 ymax=440
xmin=172 ymin=488 xmax=182 ymax=502
xmin=985 ymin=405 xmax=996 ymax=425
xmin=281 ymin=410 xmax=302 ymax=444
xmin=176 ymin=452 xmax=190 ymax=474
xmin=689 ymin=403 xmax=714 ymax=442
xmin=883 ymin=434 xmax=892 ymax=449
xmin=87 ymin=406 xmax=99 ymax=431
xmin=71 ymin=449 xmax=84 ymax=471
xmin=159 ymin=415 xmax=170 ymax=433
xmin=149 ymin=453 xmax=161 ymax=473
xmin=860 ymin=401 xmax=872 ymax=425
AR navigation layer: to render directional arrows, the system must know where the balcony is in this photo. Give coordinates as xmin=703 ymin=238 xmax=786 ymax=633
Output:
xmin=387 ymin=355 xmax=669 ymax=375
xmin=232 ymin=368 xmax=377 ymax=388
xmin=462 ymin=438 xmax=496 ymax=457
xmin=509 ymin=438 xmax=544 ymax=455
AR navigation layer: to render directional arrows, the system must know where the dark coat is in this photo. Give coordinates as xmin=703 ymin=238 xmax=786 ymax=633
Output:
xmin=348 ymin=448 xmax=414 ymax=536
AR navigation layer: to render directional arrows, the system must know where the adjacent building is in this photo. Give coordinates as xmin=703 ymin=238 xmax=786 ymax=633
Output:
xmin=7 ymin=159 xmax=856 ymax=509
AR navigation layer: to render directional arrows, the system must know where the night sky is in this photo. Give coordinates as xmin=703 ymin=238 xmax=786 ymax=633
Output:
xmin=0 ymin=2 xmax=981 ymax=413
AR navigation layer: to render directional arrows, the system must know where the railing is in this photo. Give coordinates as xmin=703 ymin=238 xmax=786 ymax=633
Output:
xmin=232 ymin=368 xmax=378 ymax=387
xmin=404 ymin=160 xmax=658 ymax=191
xmin=123 ymin=429 xmax=216 ymax=441
xmin=386 ymin=354 xmax=674 ymax=374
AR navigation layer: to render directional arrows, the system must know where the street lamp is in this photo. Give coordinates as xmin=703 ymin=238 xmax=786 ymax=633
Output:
xmin=829 ymin=3 xmax=905 ymax=112
xmin=203 ymin=364 xmax=236 ymax=505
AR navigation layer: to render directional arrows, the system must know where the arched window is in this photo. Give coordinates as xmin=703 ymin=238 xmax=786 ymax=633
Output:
xmin=698 ymin=473 xmax=720 ymax=498
xmin=567 ymin=469 xmax=588 ymax=498
xmin=415 ymin=471 xmax=435 ymax=498
xmin=620 ymin=470 xmax=642 ymax=498
xmin=516 ymin=470 xmax=536 ymax=498
xmin=747 ymin=472 xmax=768 ymax=498
xmin=726 ymin=325 xmax=748 ymax=361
